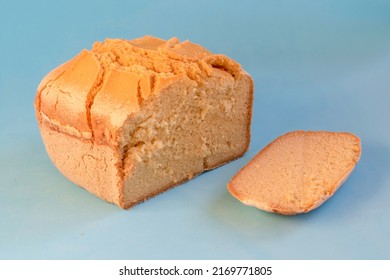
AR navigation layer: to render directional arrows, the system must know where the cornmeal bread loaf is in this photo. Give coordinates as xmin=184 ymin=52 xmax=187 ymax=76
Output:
xmin=228 ymin=131 xmax=361 ymax=215
xmin=35 ymin=36 xmax=253 ymax=208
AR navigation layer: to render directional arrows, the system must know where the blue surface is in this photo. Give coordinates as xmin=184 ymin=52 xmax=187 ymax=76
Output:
xmin=1 ymin=0 xmax=390 ymax=259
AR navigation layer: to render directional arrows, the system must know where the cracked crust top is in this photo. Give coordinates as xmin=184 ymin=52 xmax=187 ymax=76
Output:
xmin=35 ymin=36 xmax=254 ymax=208
xmin=35 ymin=36 xmax=244 ymax=145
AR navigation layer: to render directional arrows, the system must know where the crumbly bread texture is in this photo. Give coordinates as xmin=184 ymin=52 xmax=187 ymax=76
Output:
xmin=227 ymin=131 xmax=361 ymax=215
xmin=35 ymin=36 xmax=253 ymax=208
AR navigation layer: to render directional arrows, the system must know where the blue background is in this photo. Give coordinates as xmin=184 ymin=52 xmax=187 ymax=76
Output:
xmin=1 ymin=0 xmax=389 ymax=259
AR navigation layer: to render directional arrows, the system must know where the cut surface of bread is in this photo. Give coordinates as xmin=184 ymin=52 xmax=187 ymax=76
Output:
xmin=227 ymin=131 xmax=361 ymax=215
xmin=35 ymin=36 xmax=253 ymax=208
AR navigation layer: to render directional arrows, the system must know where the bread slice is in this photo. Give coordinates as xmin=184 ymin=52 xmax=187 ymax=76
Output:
xmin=35 ymin=36 xmax=253 ymax=208
xmin=227 ymin=131 xmax=361 ymax=215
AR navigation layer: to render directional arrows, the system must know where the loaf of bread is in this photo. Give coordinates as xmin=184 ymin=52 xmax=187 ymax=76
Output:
xmin=35 ymin=36 xmax=253 ymax=208
xmin=227 ymin=131 xmax=361 ymax=215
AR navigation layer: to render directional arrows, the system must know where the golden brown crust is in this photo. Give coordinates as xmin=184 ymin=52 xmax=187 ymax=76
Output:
xmin=37 ymin=36 xmax=246 ymax=143
xmin=37 ymin=50 xmax=102 ymax=139
xmin=36 ymin=35 xmax=253 ymax=208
